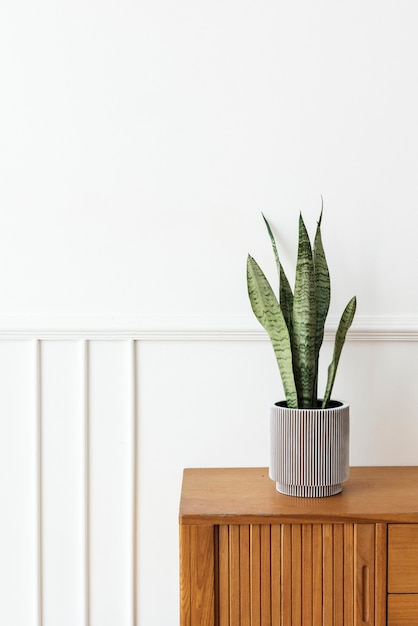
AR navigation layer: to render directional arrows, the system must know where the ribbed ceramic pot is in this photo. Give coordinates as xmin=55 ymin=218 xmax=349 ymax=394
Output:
xmin=269 ymin=400 xmax=349 ymax=497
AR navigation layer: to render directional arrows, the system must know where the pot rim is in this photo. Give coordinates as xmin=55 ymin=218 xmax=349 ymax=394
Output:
xmin=273 ymin=400 xmax=349 ymax=411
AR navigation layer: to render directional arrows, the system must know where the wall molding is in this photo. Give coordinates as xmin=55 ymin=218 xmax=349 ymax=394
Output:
xmin=0 ymin=316 xmax=417 ymax=341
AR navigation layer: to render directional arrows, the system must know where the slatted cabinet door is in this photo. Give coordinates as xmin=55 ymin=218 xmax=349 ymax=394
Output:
xmin=180 ymin=522 xmax=386 ymax=626
xmin=215 ymin=523 xmax=385 ymax=626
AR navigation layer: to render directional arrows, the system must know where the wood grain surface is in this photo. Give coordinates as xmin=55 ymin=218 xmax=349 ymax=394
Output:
xmin=179 ymin=466 xmax=418 ymax=525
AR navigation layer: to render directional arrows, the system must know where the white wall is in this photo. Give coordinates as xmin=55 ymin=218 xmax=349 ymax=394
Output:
xmin=1 ymin=1 xmax=418 ymax=625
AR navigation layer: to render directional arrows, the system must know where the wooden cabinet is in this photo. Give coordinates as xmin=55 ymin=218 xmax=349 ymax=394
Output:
xmin=179 ymin=467 xmax=418 ymax=626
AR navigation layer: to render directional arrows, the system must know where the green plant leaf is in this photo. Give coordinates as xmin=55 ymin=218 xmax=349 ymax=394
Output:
xmin=247 ymin=254 xmax=298 ymax=407
xmin=313 ymin=206 xmax=330 ymax=399
xmin=262 ymin=214 xmax=293 ymax=334
xmin=322 ymin=295 xmax=357 ymax=408
xmin=292 ymin=214 xmax=317 ymax=407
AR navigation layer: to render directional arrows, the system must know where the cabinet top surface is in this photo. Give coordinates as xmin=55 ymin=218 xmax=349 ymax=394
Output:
xmin=179 ymin=466 xmax=418 ymax=524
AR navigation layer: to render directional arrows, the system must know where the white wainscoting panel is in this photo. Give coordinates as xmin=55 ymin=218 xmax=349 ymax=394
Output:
xmin=88 ymin=341 xmax=135 ymax=626
xmin=0 ymin=341 xmax=38 ymax=626
xmin=1 ymin=329 xmax=418 ymax=626
xmin=41 ymin=340 xmax=86 ymax=626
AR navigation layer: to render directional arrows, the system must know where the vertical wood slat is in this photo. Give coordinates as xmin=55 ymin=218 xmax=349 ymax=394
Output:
xmin=250 ymin=525 xmax=261 ymax=626
xmin=344 ymin=524 xmax=355 ymax=626
xmin=271 ymin=525 xmax=281 ymax=626
xmin=260 ymin=525 xmax=271 ymax=626
xmin=301 ymin=524 xmax=313 ymax=625
xmin=375 ymin=524 xmax=387 ymax=626
xmin=312 ymin=524 xmax=323 ymax=626
xmin=218 ymin=525 xmax=230 ymax=626
xmin=240 ymin=526 xmax=251 ymax=626
xmin=354 ymin=524 xmax=375 ymax=626
xmin=333 ymin=524 xmax=344 ymax=626
xmin=281 ymin=524 xmax=292 ymax=625
xmin=322 ymin=524 xmax=334 ymax=625
xmin=229 ymin=525 xmax=240 ymax=626
xmin=291 ymin=525 xmax=302 ymax=626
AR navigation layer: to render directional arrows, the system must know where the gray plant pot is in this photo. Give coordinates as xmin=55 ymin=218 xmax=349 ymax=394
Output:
xmin=269 ymin=400 xmax=349 ymax=497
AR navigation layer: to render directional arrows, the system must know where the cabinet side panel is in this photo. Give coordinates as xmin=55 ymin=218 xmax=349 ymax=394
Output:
xmin=179 ymin=526 xmax=191 ymax=626
xmin=190 ymin=526 xmax=215 ymax=626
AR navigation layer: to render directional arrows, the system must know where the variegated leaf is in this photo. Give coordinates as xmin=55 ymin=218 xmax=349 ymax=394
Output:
xmin=292 ymin=214 xmax=317 ymax=407
xmin=322 ymin=295 xmax=357 ymax=408
xmin=247 ymin=254 xmax=298 ymax=407
xmin=313 ymin=207 xmax=330 ymax=399
xmin=262 ymin=213 xmax=293 ymax=335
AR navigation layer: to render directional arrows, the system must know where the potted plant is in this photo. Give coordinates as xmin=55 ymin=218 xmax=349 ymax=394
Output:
xmin=247 ymin=207 xmax=356 ymax=497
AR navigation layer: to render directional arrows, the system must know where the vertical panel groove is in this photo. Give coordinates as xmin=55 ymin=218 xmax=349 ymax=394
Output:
xmin=83 ymin=339 xmax=90 ymax=626
xmin=131 ymin=339 xmax=138 ymax=626
xmin=35 ymin=339 xmax=43 ymax=626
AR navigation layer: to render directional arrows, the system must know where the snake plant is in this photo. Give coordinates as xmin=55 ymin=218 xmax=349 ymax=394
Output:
xmin=247 ymin=210 xmax=356 ymax=409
